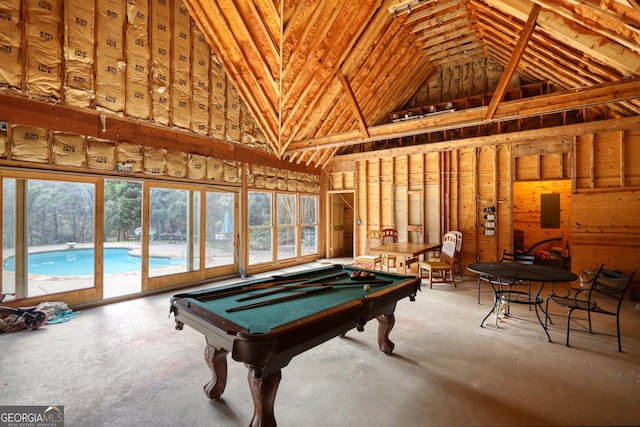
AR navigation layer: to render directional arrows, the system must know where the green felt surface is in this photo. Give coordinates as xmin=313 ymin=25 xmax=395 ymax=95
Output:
xmin=184 ymin=265 xmax=405 ymax=334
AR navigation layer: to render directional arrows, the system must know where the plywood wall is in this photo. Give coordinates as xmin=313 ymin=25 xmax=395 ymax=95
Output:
xmin=327 ymin=127 xmax=640 ymax=298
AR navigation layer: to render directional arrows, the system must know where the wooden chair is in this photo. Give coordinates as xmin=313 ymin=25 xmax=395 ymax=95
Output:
xmin=418 ymin=240 xmax=457 ymax=288
xmin=450 ymin=231 xmax=463 ymax=278
xmin=354 ymin=230 xmax=382 ymax=270
xmin=477 ymin=250 xmax=534 ymax=304
xmin=429 ymin=231 xmax=457 ymax=261
xmin=545 ymin=266 xmax=635 ymax=352
xmin=381 ymin=228 xmax=398 ymax=271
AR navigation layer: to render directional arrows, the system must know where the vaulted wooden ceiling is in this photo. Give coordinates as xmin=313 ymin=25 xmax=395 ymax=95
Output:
xmin=183 ymin=0 xmax=640 ymax=167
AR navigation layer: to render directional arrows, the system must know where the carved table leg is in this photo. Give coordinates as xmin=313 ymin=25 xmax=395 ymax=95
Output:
xmin=248 ymin=369 xmax=281 ymax=427
xmin=376 ymin=313 xmax=396 ymax=354
xmin=203 ymin=343 xmax=229 ymax=399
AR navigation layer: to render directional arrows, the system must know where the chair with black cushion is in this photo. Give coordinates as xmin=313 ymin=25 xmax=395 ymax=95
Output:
xmin=418 ymin=240 xmax=456 ymax=289
xmin=477 ymin=250 xmax=535 ymax=304
xmin=354 ymin=230 xmax=382 ymax=270
xmin=545 ymin=266 xmax=635 ymax=352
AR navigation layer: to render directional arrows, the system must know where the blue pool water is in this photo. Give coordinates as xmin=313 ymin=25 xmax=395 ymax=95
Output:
xmin=4 ymin=248 xmax=180 ymax=276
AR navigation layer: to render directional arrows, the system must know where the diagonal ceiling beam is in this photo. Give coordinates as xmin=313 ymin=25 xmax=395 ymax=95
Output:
xmin=484 ymin=3 xmax=540 ymax=120
xmin=335 ymin=69 xmax=370 ymax=139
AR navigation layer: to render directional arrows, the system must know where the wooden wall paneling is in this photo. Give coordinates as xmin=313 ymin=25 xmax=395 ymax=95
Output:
xmin=407 ymin=153 xmax=424 ymax=243
xmin=588 ymin=133 xmax=595 ymax=188
xmin=540 ymin=152 xmax=562 ymax=180
xmin=513 ymin=180 xmax=571 ymax=253
xmin=456 ymin=148 xmax=476 ymax=268
xmin=473 ymin=146 xmax=480 ymax=260
xmin=571 ymin=136 xmax=577 ymax=193
xmin=571 ymin=191 xmax=640 ymax=296
xmin=425 ymin=151 xmax=440 ymax=244
xmin=618 ymin=131 xmax=625 ymax=188
xmin=624 ymin=129 xmax=640 ymax=187
xmin=448 ymin=149 xmax=457 ymax=231
xmin=476 ymin=146 xmax=498 ymax=260
xmin=356 ymin=160 xmax=367 ymax=256
xmin=594 ymin=132 xmax=622 ymax=188
xmin=391 ymin=156 xmax=403 ymax=237
xmin=439 ymin=151 xmax=447 ymax=234
xmin=497 ymin=145 xmax=511 ymax=254
xmin=381 ymin=157 xmax=393 ymax=230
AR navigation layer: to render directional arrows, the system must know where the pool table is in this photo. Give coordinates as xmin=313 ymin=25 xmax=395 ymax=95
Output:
xmin=170 ymin=264 xmax=420 ymax=427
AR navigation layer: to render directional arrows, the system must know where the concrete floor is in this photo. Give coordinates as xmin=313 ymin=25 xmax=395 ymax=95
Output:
xmin=1 ymin=260 xmax=639 ymax=426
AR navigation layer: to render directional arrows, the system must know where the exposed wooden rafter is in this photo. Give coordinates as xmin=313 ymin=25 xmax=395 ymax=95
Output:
xmin=178 ymin=0 xmax=640 ymax=166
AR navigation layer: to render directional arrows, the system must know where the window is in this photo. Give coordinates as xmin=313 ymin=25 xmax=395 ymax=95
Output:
xmin=248 ymin=191 xmax=273 ymax=265
xmin=277 ymin=193 xmax=297 ymax=260
xmin=300 ymin=195 xmax=318 ymax=255
xmin=205 ymin=191 xmax=236 ymax=268
xmin=149 ymin=187 xmax=194 ymax=277
xmin=3 ymin=178 xmax=96 ymax=297
xmin=248 ymin=191 xmax=318 ymax=266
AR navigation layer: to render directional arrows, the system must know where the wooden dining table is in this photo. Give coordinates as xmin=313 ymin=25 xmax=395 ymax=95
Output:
xmin=368 ymin=241 xmax=442 ymax=275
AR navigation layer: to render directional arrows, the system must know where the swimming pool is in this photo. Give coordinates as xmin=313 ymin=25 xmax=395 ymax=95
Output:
xmin=4 ymin=248 xmax=182 ymax=276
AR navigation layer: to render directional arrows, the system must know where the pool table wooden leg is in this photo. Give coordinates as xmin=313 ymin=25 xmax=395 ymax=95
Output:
xmin=376 ymin=313 xmax=396 ymax=354
xmin=203 ymin=342 xmax=228 ymax=399
xmin=248 ymin=369 xmax=281 ymax=427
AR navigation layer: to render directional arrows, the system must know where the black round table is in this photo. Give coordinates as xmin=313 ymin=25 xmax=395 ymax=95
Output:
xmin=467 ymin=262 xmax=578 ymax=340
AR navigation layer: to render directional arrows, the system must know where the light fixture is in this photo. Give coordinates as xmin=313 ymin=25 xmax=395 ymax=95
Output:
xmin=388 ymin=0 xmax=433 ymax=18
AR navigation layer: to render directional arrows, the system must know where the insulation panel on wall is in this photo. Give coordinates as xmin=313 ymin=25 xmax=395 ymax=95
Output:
xmin=52 ymin=132 xmax=85 ymax=167
xmin=144 ymin=146 xmax=166 ymax=175
xmin=166 ymin=150 xmax=187 ymax=178
xmin=210 ymin=55 xmax=226 ymax=140
xmin=226 ymin=84 xmax=241 ymax=142
xmin=207 ymin=157 xmax=224 ymax=181
xmin=171 ymin=0 xmax=191 ymax=129
xmin=11 ymin=125 xmax=49 ymax=163
xmin=188 ymin=154 xmax=206 ymax=180
xmin=116 ymin=141 xmax=143 ymax=173
xmin=151 ymin=0 xmax=171 ymax=125
xmin=0 ymin=126 xmax=7 ymax=158
xmin=125 ymin=0 xmax=150 ymax=120
xmin=96 ymin=0 xmax=125 ymax=112
xmin=87 ymin=137 xmax=115 ymax=170
xmin=64 ymin=0 xmax=94 ymax=107
xmin=0 ymin=0 xmax=22 ymax=88
xmin=26 ymin=0 xmax=62 ymax=98
xmin=191 ymin=27 xmax=210 ymax=135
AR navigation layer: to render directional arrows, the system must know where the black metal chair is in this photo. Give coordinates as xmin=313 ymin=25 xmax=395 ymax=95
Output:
xmin=544 ymin=266 xmax=635 ymax=352
xmin=477 ymin=250 xmax=535 ymax=304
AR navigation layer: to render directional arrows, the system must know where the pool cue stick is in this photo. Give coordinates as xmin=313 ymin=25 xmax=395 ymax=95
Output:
xmin=329 ymin=279 xmax=393 ymax=285
xmin=235 ymin=274 xmax=350 ymax=302
xmin=226 ymin=286 xmax=334 ymax=312
xmin=192 ymin=272 xmax=350 ymax=302
xmin=193 ymin=278 xmax=303 ymax=301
